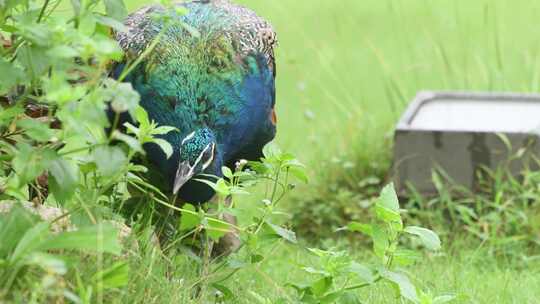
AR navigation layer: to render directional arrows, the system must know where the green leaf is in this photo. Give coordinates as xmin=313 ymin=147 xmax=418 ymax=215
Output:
xmin=375 ymin=183 xmax=403 ymax=231
xmin=0 ymin=104 xmax=24 ymax=124
xmin=222 ymin=166 xmax=233 ymax=179
xmin=179 ymin=204 xmax=200 ymax=231
xmin=25 ymin=252 xmax=67 ymax=275
xmin=40 ymin=223 xmax=122 ymax=255
xmin=264 ymin=221 xmax=297 ymax=243
xmin=262 ymin=142 xmax=281 ymax=159
xmin=250 ymin=253 xmax=264 ymax=264
xmin=0 ymin=59 xmax=24 ymax=94
xmin=346 ymin=222 xmax=372 ymax=236
xmin=12 ymin=143 xmax=57 ymax=186
xmin=103 ymin=0 xmax=128 ymax=21
xmin=91 ymin=146 xmax=127 ymax=177
xmin=346 ymin=262 xmax=375 ymax=283
xmin=17 ymin=118 xmax=55 ymax=142
xmin=312 ymin=276 xmax=333 ymax=297
xmin=135 ymin=106 xmax=150 ymax=128
xmin=10 ymin=222 xmax=50 ymax=263
xmin=320 ymin=291 xmax=344 ymax=304
xmin=433 ymin=295 xmax=456 ymax=304
xmin=377 ymin=183 xmax=400 ymax=212
xmin=288 ymin=166 xmax=309 ymax=183
xmin=152 ymin=138 xmax=173 ymax=159
xmin=112 ymin=131 xmax=143 ymax=153
xmin=0 ymin=204 xmax=39 ymax=258
xmin=46 ymin=45 xmax=79 ymax=59
xmin=17 ymin=45 xmax=49 ymax=80
xmin=371 ymin=224 xmax=389 ymax=259
xmin=151 ymin=125 xmax=177 ymax=135
xmin=381 ymin=270 xmax=419 ymax=303
xmin=91 ymin=262 xmax=129 ymax=289
xmin=49 ymin=158 xmax=79 ymax=203
xmin=211 ymin=283 xmax=234 ymax=301
xmin=205 ymin=218 xmax=231 ymax=241
xmin=393 ymin=249 xmax=422 ymax=266
xmin=374 ymin=204 xmax=403 ymax=231
xmin=94 ymin=15 xmax=128 ymax=32
xmin=404 ymin=226 xmax=442 ymax=251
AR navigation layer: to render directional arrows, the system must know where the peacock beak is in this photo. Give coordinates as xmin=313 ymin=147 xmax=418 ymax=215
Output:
xmin=173 ymin=160 xmax=195 ymax=195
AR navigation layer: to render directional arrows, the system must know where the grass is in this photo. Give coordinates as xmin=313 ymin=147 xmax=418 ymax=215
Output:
xmin=117 ymin=0 xmax=540 ymax=302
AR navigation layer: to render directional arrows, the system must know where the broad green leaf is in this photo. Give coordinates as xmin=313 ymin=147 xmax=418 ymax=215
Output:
xmin=377 ymin=183 xmax=400 ymax=212
xmin=0 ymin=59 xmax=24 ymax=94
xmin=134 ymin=106 xmax=150 ymax=129
xmin=312 ymin=276 xmax=333 ymax=297
xmin=346 ymin=262 xmax=375 ymax=283
xmin=17 ymin=45 xmax=50 ymax=80
xmin=25 ymin=252 xmax=67 ymax=275
xmin=16 ymin=118 xmax=55 ymax=142
xmin=46 ymin=45 xmax=79 ymax=59
xmin=0 ymin=204 xmax=39 ymax=258
xmin=346 ymin=222 xmax=372 ymax=236
xmin=103 ymin=0 xmax=128 ymax=21
xmin=371 ymin=224 xmax=389 ymax=259
xmin=222 ymin=166 xmax=233 ymax=179
xmin=12 ymin=143 xmax=57 ymax=186
xmin=288 ymin=166 xmax=309 ymax=183
xmin=393 ymin=249 xmax=422 ymax=266
xmin=152 ymin=138 xmax=173 ymax=159
xmin=381 ymin=270 xmax=419 ymax=303
xmin=112 ymin=131 xmax=143 ymax=152
xmin=41 ymin=223 xmax=122 ymax=255
xmin=211 ymin=283 xmax=234 ymax=301
xmin=320 ymin=291 xmax=344 ymax=304
xmin=0 ymin=104 xmax=24 ymax=124
xmin=250 ymin=253 xmax=264 ymax=264
xmin=49 ymin=158 xmax=79 ymax=203
xmin=404 ymin=226 xmax=442 ymax=251
xmin=265 ymin=221 xmax=297 ymax=243
xmin=104 ymin=79 xmax=140 ymax=115
xmin=94 ymin=15 xmax=128 ymax=32
xmin=10 ymin=222 xmax=50 ymax=263
xmin=91 ymin=262 xmax=129 ymax=289
xmin=433 ymin=295 xmax=456 ymax=304
xmin=262 ymin=142 xmax=281 ymax=159
xmin=374 ymin=204 xmax=403 ymax=231
xmin=151 ymin=125 xmax=177 ymax=135
xmin=205 ymin=218 xmax=231 ymax=241
xmin=92 ymin=146 xmax=127 ymax=177
xmin=179 ymin=204 xmax=200 ymax=231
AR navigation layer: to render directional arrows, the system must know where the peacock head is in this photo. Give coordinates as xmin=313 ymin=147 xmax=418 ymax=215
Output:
xmin=172 ymin=128 xmax=221 ymax=195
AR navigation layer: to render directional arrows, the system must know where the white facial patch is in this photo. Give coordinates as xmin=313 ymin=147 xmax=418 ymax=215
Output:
xmin=201 ymin=143 xmax=216 ymax=170
xmin=181 ymin=131 xmax=196 ymax=145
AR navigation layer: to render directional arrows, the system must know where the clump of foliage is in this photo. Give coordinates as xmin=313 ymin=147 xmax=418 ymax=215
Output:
xmin=404 ymin=158 xmax=540 ymax=256
xmin=0 ymin=0 xmax=142 ymax=300
xmin=290 ymin=123 xmax=392 ymax=242
xmin=288 ymin=184 xmax=453 ymax=304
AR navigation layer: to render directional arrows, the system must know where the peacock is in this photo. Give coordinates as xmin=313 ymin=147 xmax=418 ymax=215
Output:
xmin=113 ymin=0 xmax=278 ymax=204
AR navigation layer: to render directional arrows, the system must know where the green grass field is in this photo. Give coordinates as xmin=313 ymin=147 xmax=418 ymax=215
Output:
xmin=116 ymin=1 xmax=540 ymax=303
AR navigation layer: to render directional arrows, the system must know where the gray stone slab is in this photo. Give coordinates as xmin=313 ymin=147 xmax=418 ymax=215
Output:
xmin=393 ymin=91 xmax=540 ymax=196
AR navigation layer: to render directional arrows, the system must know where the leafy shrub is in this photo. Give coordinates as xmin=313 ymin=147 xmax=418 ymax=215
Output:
xmin=288 ymin=184 xmax=453 ymax=304
xmin=290 ymin=125 xmax=391 ymax=242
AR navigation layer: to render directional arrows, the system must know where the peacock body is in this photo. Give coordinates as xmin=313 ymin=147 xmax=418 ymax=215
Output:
xmin=114 ymin=0 xmax=278 ymax=203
